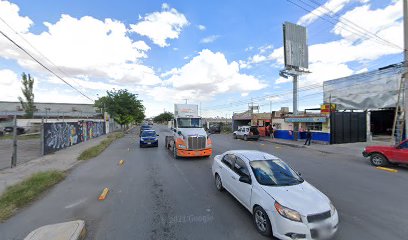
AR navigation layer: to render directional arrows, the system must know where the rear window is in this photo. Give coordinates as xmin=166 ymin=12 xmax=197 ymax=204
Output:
xmin=250 ymin=127 xmax=259 ymax=135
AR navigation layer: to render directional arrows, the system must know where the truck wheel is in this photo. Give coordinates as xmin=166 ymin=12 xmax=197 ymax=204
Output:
xmin=233 ymin=134 xmax=237 ymax=139
xmin=173 ymin=146 xmax=179 ymax=159
xmin=244 ymin=135 xmax=248 ymax=141
xmin=370 ymin=153 xmax=388 ymax=167
xmin=253 ymin=206 xmax=272 ymax=237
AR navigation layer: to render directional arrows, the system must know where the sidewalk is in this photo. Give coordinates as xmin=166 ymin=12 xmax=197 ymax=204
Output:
xmin=0 ymin=135 xmax=108 ymax=195
xmin=260 ymin=137 xmax=391 ymax=157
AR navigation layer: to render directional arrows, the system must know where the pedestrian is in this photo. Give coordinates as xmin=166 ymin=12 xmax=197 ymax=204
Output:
xmin=304 ymin=129 xmax=312 ymax=146
xmin=270 ymin=124 xmax=274 ymax=139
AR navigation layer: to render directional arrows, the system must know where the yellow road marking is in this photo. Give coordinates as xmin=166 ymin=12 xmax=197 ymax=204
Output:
xmin=275 ymin=146 xmax=281 ymax=149
xmin=376 ymin=167 xmax=398 ymax=173
xmin=98 ymin=187 xmax=110 ymax=201
xmin=119 ymin=160 xmax=124 ymax=165
xmin=260 ymin=143 xmax=265 ymax=146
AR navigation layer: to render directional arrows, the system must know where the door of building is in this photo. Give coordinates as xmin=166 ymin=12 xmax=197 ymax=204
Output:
xmin=330 ymin=112 xmax=366 ymax=144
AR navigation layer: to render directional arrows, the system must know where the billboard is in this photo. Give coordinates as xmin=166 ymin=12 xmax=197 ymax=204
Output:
xmin=323 ymin=64 xmax=404 ymax=110
xmin=283 ymin=22 xmax=308 ymax=70
xmin=174 ymin=104 xmax=199 ymax=118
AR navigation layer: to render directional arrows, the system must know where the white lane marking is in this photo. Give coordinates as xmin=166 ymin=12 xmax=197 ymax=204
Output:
xmin=172 ymin=162 xmax=196 ymax=192
xmin=64 ymin=198 xmax=87 ymax=209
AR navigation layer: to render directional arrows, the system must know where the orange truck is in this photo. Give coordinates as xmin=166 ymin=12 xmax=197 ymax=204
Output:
xmin=165 ymin=104 xmax=212 ymax=159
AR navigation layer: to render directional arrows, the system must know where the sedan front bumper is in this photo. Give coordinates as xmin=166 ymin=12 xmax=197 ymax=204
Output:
xmin=268 ymin=209 xmax=339 ymax=240
xmin=362 ymin=151 xmax=369 ymax=157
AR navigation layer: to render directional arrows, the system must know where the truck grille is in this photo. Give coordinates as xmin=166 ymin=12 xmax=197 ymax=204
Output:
xmin=187 ymin=136 xmax=206 ymax=150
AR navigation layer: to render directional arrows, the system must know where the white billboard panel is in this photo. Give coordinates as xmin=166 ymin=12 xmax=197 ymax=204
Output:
xmin=283 ymin=22 xmax=308 ymax=70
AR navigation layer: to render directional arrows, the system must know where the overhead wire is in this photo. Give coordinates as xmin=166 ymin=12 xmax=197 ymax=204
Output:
xmin=0 ymin=29 xmax=94 ymax=101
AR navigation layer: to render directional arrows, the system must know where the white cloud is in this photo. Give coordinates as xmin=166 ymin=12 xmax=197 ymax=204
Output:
xmin=0 ymin=69 xmax=21 ymax=101
xmin=297 ymin=0 xmax=369 ymax=26
xmin=0 ymin=0 xmax=32 ymax=33
xmin=153 ymin=49 xmax=267 ymax=102
xmin=200 ymin=35 xmax=220 ymax=43
xmin=333 ymin=1 xmax=402 ymax=42
xmin=0 ymin=2 xmax=162 ymax=90
xmin=197 ymin=24 xmax=206 ymax=31
xmin=130 ymin=4 xmax=189 ymax=47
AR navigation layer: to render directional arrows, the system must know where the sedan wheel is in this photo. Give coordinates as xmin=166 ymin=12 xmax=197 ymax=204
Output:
xmin=233 ymin=134 xmax=237 ymax=139
xmin=215 ymin=174 xmax=223 ymax=191
xmin=370 ymin=153 xmax=388 ymax=166
xmin=253 ymin=206 xmax=272 ymax=237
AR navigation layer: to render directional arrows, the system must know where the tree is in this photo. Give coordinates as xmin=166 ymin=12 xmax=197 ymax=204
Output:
xmin=18 ymin=72 xmax=35 ymax=118
xmin=153 ymin=112 xmax=174 ymax=123
xmin=95 ymin=89 xmax=145 ymax=128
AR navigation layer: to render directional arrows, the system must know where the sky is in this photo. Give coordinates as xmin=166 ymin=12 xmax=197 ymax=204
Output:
xmin=0 ymin=0 xmax=404 ymax=117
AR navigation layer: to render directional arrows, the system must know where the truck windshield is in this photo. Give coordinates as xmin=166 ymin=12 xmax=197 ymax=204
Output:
xmin=178 ymin=118 xmax=202 ymax=128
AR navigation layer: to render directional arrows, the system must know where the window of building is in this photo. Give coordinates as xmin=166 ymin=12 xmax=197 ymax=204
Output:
xmin=305 ymin=122 xmax=323 ymax=131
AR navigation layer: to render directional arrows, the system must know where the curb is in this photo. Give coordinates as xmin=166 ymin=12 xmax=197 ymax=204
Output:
xmin=24 ymin=220 xmax=86 ymax=240
xmin=260 ymin=138 xmax=306 ymax=148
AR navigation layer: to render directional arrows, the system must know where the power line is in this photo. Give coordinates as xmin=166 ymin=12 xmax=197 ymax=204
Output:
xmin=0 ymin=16 xmax=90 ymax=91
xmin=285 ymin=0 xmax=404 ymax=51
xmin=203 ymin=64 xmax=404 ymax=111
xmin=305 ymin=0 xmax=403 ymax=51
xmin=0 ymin=29 xmax=94 ymax=101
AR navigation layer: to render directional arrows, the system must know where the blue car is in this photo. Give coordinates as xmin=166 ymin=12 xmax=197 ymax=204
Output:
xmin=140 ymin=125 xmax=152 ymax=135
xmin=140 ymin=130 xmax=159 ymax=148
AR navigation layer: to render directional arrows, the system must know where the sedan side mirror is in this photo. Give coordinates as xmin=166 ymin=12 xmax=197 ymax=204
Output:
xmin=239 ymin=175 xmax=251 ymax=184
xmin=156 ymin=134 xmax=160 ymax=136
xmin=297 ymin=171 xmax=302 ymax=176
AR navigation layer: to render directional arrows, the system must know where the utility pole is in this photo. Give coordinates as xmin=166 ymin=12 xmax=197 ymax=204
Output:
xmin=404 ymin=0 xmax=408 ymax=140
xmin=11 ymin=115 xmax=17 ymax=167
xmin=183 ymin=99 xmax=188 ymax=104
xmin=293 ymin=75 xmax=299 ymax=141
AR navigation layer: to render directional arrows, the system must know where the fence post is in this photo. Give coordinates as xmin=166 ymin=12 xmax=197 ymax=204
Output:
xmin=11 ymin=114 xmax=17 ymax=168
xmin=41 ymin=117 xmax=44 ymax=156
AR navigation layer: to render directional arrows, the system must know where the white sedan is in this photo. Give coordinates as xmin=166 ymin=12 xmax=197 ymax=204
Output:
xmin=212 ymin=150 xmax=338 ymax=240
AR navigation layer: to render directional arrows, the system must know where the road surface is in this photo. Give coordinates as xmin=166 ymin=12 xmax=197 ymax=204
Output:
xmin=1 ymin=125 xmax=407 ymax=240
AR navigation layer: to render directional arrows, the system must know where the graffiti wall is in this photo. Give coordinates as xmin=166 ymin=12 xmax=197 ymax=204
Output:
xmin=43 ymin=121 xmax=105 ymax=155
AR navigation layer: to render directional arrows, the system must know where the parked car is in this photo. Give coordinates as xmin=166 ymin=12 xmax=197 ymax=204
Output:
xmin=233 ymin=126 xmax=260 ymax=141
xmin=362 ymin=139 xmax=408 ymax=166
xmin=139 ymin=125 xmax=152 ymax=135
xmin=140 ymin=129 xmax=159 ymax=148
xmin=212 ymin=150 xmax=339 ymax=239
xmin=3 ymin=126 xmax=25 ymax=135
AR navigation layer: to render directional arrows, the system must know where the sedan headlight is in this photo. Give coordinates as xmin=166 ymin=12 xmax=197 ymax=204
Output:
xmin=274 ymin=201 xmax=302 ymax=222
xmin=330 ymin=202 xmax=336 ymax=216
xmin=178 ymin=144 xmax=187 ymax=149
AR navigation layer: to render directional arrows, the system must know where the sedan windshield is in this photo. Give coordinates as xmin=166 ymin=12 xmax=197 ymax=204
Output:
xmin=250 ymin=159 xmax=304 ymax=186
xmin=141 ymin=131 xmax=156 ymax=137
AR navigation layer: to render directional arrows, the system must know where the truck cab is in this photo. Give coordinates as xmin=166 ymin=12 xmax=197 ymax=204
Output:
xmin=165 ymin=104 xmax=212 ymax=158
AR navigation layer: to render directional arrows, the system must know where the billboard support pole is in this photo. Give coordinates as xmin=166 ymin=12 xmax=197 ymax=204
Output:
xmin=293 ymin=75 xmax=299 ymax=141
xmin=403 ymin=0 xmax=408 ymax=140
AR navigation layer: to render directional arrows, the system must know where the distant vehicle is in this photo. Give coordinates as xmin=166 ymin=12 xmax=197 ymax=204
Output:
xmin=148 ymin=121 xmax=153 ymax=125
xmin=208 ymin=122 xmax=221 ymax=134
xmin=3 ymin=126 xmax=25 ymax=135
xmin=212 ymin=150 xmax=339 ymax=239
xmin=363 ymin=139 xmax=408 ymax=166
xmin=139 ymin=125 xmax=152 ymax=135
xmin=140 ymin=129 xmax=159 ymax=148
xmin=233 ymin=126 xmax=260 ymax=141
xmin=165 ymin=104 xmax=212 ymax=159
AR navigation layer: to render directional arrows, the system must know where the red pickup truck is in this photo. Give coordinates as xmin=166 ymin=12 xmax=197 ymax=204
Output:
xmin=363 ymin=139 xmax=408 ymax=166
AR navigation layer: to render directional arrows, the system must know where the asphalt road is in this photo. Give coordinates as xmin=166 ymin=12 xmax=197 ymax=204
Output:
xmin=1 ymin=125 xmax=408 ymax=240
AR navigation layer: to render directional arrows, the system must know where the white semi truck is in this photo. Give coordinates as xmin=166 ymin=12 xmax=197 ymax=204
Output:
xmin=165 ymin=104 xmax=212 ymax=159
